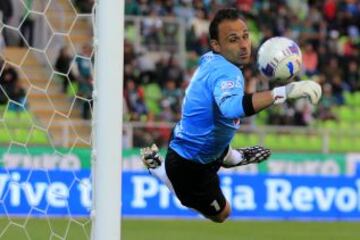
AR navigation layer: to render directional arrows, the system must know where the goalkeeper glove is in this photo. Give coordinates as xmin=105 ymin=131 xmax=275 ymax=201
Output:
xmin=140 ymin=144 xmax=163 ymax=169
xmin=272 ymin=80 xmax=322 ymax=104
xmin=222 ymin=145 xmax=271 ymax=168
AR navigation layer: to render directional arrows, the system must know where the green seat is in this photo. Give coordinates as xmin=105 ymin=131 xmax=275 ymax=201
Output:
xmin=354 ymin=92 xmax=360 ymax=106
xmin=354 ymin=138 xmax=360 ymax=152
xmin=0 ymin=105 xmax=6 ymax=115
xmin=293 ymin=135 xmax=309 ymax=151
xmin=30 ymin=129 xmax=49 ymax=144
xmin=353 ymin=109 xmax=360 ymax=122
xmin=338 ymin=121 xmax=351 ymax=132
xmin=67 ymin=81 xmax=79 ymax=97
xmin=354 ymin=122 xmax=360 ymax=130
xmin=328 ymin=135 xmax=353 ymax=152
xmin=322 ymin=120 xmax=337 ymax=130
xmin=344 ymin=92 xmax=355 ymax=106
xmin=264 ymin=134 xmax=280 ymax=150
xmin=337 ymin=137 xmax=353 ymax=152
xmin=307 ymin=135 xmax=322 ymax=151
xmin=338 ymin=106 xmax=353 ymax=122
xmin=232 ymin=133 xmax=260 ymax=148
xmin=4 ymin=110 xmax=17 ymax=121
xmin=0 ymin=127 xmax=11 ymax=143
xmin=232 ymin=133 xmax=247 ymax=148
xmin=18 ymin=111 xmax=33 ymax=127
xmin=13 ymin=129 xmax=29 ymax=143
xmin=255 ymin=111 xmax=268 ymax=126
xmin=144 ymin=83 xmax=162 ymax=115
xmin=328 ymin=136 xmax=339 ymax=152
xmin=249 ymin=133 xmax=261 ymax=146
xmin=278 ymin=135 xmax=295 ymax=150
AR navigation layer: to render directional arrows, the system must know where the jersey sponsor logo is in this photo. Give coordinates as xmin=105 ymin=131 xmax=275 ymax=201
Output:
xmin=221 ymin=81 xmax=235 ymax=90
xmin=235 ymin=78 xmax=242 ymax=88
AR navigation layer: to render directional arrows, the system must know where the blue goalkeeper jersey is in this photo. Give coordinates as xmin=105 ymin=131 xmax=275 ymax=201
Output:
xmin=169 ymin=51 xmax=246 ymax=164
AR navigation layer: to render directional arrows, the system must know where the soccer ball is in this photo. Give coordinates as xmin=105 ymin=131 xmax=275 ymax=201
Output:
xmin=257 ymin=37 xmax=302 ymax=81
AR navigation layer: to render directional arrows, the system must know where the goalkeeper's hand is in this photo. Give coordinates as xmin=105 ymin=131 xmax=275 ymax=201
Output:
xmin=140 ymin=144 xmax=163 ymax=169
xmin=272 ymin=80 xmax=322 ymax=104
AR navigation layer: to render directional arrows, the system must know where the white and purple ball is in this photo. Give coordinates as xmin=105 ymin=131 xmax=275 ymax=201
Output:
xmin=257 ymin=37 xmax=302 ymax=81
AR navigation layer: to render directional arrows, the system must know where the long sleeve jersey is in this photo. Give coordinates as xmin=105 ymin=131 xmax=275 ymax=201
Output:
xmin=169 ymin=51 xmax=246 ymax=164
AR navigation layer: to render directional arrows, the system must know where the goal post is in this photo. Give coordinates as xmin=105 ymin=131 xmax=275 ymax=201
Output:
xmin=93 ymin=0 xmax=124 ymax=239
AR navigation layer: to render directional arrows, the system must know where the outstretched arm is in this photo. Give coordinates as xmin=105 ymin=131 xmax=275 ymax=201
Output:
xmin=248 ymin=80 xmax=322 ymax=115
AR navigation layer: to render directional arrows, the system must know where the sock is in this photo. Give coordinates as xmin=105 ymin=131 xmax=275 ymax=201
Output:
xmin=223 ymin=146 xmax=244 ymax=166
xmin=149 ymin=161 xmax=175 ymax=193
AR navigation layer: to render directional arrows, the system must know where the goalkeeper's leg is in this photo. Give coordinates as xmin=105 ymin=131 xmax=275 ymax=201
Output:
xmin=148 ymin=161 xmax=175 ymax=193
xmin=141 ymin=145 xmax=231 ymax=223
xmin=140 ymin=144 xmax=174 ymax=193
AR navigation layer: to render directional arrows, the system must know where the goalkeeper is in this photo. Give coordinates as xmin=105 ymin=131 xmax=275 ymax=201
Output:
xmin=141 ymin=8 xmax=322 ymax=223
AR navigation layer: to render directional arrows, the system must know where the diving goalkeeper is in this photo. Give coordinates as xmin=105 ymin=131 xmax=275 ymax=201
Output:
xmin=141 ymin=8 xmax=322 ymax=223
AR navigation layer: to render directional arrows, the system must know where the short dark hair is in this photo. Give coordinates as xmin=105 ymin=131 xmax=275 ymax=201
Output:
xmin=209 ymin=8 xmax=243 ymax=40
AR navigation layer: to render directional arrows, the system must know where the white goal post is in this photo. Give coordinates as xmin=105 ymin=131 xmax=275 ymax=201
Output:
xmin=92 ymin=0 xmax=123 ymax=239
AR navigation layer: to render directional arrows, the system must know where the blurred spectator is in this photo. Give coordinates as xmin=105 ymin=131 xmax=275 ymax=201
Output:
xmin=8 ymin=80 xmax=27 ymax=111
xmin=294 ymin=98 xmax=315 ymax=126
xmin=75 ymin=44 xmax=93 ymax=119
xmin=164 ymin=56 xmax=184 ymax=88
xmin=125 ymin=0 xmax=140 ymax=15
xmin=324 ymin=57 xmax=343 ymax=81
xmin=161 ymin=79 xmax=182 ymax=116
xmin=174 ymin=0 xmax=195 ymax=26
xmin=138 ymin=0 xmax=152 ymax=15
xmin=0 ymin=0 xmax=13 ymax=45
xmin=191 ymin=9 xmax=209 ymax=39
xmin=124 ymin=63 xmax=138 ymax=83
xmin=318 ymin=83 xmax=337 ymax=121
xmin=55 ymin=46 xmax=77 ymax=93
xmin=331 ymin=74 xmax=346 ymax=105
xmin=120 ymin=0 xmax=360 ymax=142
xmin=323 ymin=0 xmax=337 ymax=22
xmin=0 ymin=33 xmax=5 ymax=50
xmin=20 ymin=0 xmax=35 ymax=47
xmin=162 ymin=15 xmax=179 ymax=49
xmin=141 ymin=10 xmax=163 ymax=50
xmin=0 ymin=64 xmax=27 ymax=111
xmin=124 ymin=39 xmax=136 ymax=65
xmin=73 ymin=0 xmax=94 ymax=13
xmin=302 ymin=42 xmax=319 ymax=77
xmin=124 ymin=79 xmax=148 ymax=120
xmin=160 ymin=100 xmax=175 ymax=122
xmin=136 ymin=50 xmax=156 ymax=84
xmin=189 ymin=9 xmax=210 ymax=54
xmin=345 ymin=60 xmax=360 ymax=92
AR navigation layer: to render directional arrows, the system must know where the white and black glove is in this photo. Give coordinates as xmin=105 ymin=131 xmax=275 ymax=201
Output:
xmin=222 ymin=145 xmax=271 ymax=168
xmin=140 ymin=144 xmax=163 ymax=169
xmin=272 ymin=80 xmax=322 ymax=104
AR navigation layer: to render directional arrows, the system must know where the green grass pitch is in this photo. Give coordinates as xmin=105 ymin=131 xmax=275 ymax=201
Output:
xmin=0 ymin=218 xmax=359 ymax=240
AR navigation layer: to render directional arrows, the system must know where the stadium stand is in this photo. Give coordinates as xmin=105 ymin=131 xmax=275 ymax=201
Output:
xmin=1 ymin=0 xmax=359 ymax=152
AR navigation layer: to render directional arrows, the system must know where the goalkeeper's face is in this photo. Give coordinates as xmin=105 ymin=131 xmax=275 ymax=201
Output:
xmin=211 ymin=19 xmax=252 ymax=66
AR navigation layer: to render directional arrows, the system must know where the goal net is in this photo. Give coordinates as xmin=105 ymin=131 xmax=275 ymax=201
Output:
xmin=0 ymin=0 xmax=123 ymax=239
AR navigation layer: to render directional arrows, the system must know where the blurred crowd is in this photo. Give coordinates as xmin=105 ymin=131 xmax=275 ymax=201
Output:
xmin=55 ymin=44 xmax=94 ymax=120
xmin=0 ymin=0 xmax=95 ymax=118
xmin=123 ymin=0 xmax=360 ymax=130
xmin=1 ymin=0 xmax=360 ymax=147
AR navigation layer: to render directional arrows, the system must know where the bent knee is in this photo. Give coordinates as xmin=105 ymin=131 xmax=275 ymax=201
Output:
xmin=208 ymin=202 xmax=231 ymax=223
